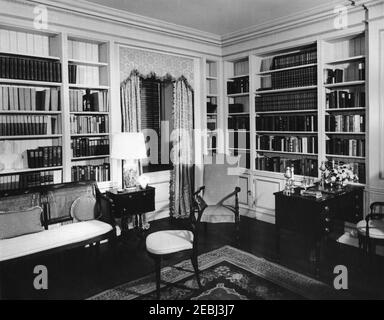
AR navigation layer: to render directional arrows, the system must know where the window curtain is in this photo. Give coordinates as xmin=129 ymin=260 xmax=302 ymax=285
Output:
xmin=121 ymin=70 xmax=141 ymax=132
xmin=120 ymin=70 xmax=146 ymax=229
xmin=170 ymin=77 xmax=194 ymax=219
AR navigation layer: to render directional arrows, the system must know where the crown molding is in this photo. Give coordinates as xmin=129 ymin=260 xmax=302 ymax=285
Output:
xmin=10 ymin=0 xmax=382 ymax=52
xmin=22 ymin=0 xmax=222 ymax=46
xmin=221 ymin=0 xmax=370 ymax=47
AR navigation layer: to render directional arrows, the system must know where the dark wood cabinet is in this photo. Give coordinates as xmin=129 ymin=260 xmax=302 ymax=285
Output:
xmin=106 ymin=186 xmax=155 ymax=232
xmin=274 ymin=185 xmax=364 ymax=275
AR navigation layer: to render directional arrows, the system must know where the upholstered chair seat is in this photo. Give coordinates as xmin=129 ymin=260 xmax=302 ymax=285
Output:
xmin=146 ymin=230 xmax=194 ymax=255
xmin=200 ymin=205 xmax=235 ymax=223
xmin=356 ymin=202 xmax=384 ymax=256
xmin=145 ymin=197 xmax=204 ymax=299
xmin=357 ymin=219 xmax=384 ymax=239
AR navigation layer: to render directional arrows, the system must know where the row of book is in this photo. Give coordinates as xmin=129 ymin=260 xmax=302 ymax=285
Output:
xmin=70 ymin=115 xmax=108 ymax=134
xmin=326 ymin=35 xmax=365 ymax=61
xmin=260 ymin=48 xmax=317 ymax=72
xmin=326 ymin=89 xmax=365 ymax=109
xmin=69 ymin=89 xmax=109 ymax=112
xmin=0 ymin=115 xmax=59 ymax=136
xmin=71 ymin=163 xmax=110 ymax=183
xmin=256 ymin=115 xmax=317 ymax=132
xmin=325 ymin=114 xmax=365 ymax=133
xmin=233 ymin=60 xmax=249 ymax=76
xmin=68 ymin=64 xmax=100 ymax=86
xmin=228 ymin=103 xmax=245 ymax=113
xmin=206 ymin=79 xmax=218 ymax=95
xmin=255 ymin=156 xmax=318 ymax=177
xmin=227 ymin=77 xmax=249 ymax=95
xmin=228 ymin=116 xmax=250 ymax=131
xmin=326 ymin=138 xmax=365 ymax=157
xmin=27 ymin=146 xmax=62 ymax=168
xmin=0 ymin=86 xmax=60 ymax=111
xmin=206 ymin=61 xmax=218 ymax=78
xmin=0 ymin=170 xmax=62 ymax=192
xmin=259 ymin=66 xmax=317 ymax=90
xmin=72 ymin=138 xmax=109 ymax=157
xmin=256 ymin=135 xmax=318 ymax=154
xmin=255 ymin=90 xmax=317 ymax=112
xmin=68 ymin=39 xmax=100 ymax=62
xmin=0 ymin=29 xmax=51 ymax=57
xmin=324 ymin=63 xmax=365 ymax=84
xmin=0 ymin=54 xmax=62 ymax=82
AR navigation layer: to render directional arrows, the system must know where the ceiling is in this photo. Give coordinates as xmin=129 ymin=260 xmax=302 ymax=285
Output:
xmin=84 ymin=0 xmax=341 ymax=36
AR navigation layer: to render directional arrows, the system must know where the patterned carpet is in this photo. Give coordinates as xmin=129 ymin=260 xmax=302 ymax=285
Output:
xmin=89 ymin=246 xmax=344 ymax=300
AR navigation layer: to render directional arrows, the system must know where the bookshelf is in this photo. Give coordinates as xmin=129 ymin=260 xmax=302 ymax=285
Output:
xmin=322 ymin=33 xmax=366 ymax=183
xmin=225 ymin=57 xmax=250 ymax=169
xmin=205 ymin=60 xmax=219 ymax=155
xmin=67 ymin=37 xmax=111 ymax=186
xmin=0 ymin=27 xmax=113 ymax=194
xmin=0 ymin=28 xmax=64 ymax=192
xmin=254 ymin=43 xmax=319 ymax=177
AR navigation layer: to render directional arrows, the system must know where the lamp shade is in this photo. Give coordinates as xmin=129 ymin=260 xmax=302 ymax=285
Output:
xmin=111 ymin=132 xmax=147 ymax=160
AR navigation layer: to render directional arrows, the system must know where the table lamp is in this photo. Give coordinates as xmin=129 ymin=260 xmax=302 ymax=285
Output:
xmin=111 ymin=132 xmax=147 ymax=190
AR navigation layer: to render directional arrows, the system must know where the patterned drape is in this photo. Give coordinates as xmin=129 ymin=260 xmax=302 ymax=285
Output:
xmin=121 ymin=70 xmax=141 ymax=132
xmin=170 ymin=77 xmax=194 ymax=219
xmin=120 ymin=70 xmax=146 ymax=229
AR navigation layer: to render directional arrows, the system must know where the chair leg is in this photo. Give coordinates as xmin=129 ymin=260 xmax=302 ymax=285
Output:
xmin=235 ymin=214 xmax=240 ymax=246
xmin=154 ymin=255 xmax=161 ymax=300
xmin=191 ymin=251 xmax=202 ymax=289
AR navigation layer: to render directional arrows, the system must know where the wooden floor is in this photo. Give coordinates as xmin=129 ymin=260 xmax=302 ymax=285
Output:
xmin=2 ymin=216 xmax=384 ymax=299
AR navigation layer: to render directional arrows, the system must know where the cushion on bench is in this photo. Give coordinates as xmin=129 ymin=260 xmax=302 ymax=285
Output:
xmin=0 ymin=220 xmax=113 ymax=262
xmin=0 ymin=206 xmax=44 ymax=240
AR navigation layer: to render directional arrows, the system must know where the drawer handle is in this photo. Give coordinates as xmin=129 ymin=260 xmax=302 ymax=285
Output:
xmin=142 ymin=192 xmax=147 ymax=196
xmin=325 ymin=227 xmax=330 ymax=233
xmin=323 ymin=206 xmax=330 ymax=212
xmin=325 ymin=217 xmax=331 ymax=223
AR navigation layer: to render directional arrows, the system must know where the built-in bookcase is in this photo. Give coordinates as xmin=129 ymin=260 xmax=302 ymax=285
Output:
xmin=0 ymin=28 xmax=64 ymax=192
xmin=221 ymin=32 xmax=367 ymax=187
xmin=225 ymin=58 xmax=250 ymax=169
xmin=322 ymin=33 xmax=366 ymax=183
xmin=67 ymin=37 xmax=111 ymax=186
xmin=206 ymin=60 xmax=218 ymax=155
xmin=254 ymin=44 xmax=319 ymax=177
xmin=0 ymin=27 xmax=112 ymax=194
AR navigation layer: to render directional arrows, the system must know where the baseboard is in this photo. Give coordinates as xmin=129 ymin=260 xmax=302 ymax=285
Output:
xmin=240 ymin=207 xmax=275 ymax=224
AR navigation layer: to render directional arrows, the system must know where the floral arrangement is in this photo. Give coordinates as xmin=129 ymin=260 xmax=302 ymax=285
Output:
xmin=321 ymin=162 xmax=359 ymax=187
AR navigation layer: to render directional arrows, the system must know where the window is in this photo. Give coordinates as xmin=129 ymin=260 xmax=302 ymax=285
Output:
xmin=141 ymin=79 xmax=174 ymax=173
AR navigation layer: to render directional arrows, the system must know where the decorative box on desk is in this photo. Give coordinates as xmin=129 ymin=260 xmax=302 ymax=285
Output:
xmin=106 ymin=186 xmax=155 ymax=233
xmin=274 ymin=184 xmax=364 ymax=276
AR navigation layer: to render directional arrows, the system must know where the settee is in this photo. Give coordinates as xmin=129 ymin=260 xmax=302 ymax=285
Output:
xmin=0 ymin=181 xmax=116 ymax=297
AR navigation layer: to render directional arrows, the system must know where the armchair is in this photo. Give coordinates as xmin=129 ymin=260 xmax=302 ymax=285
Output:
xmin=193 ymin=155 xmax=241 ymax=243
xmin=356 ymin=202 xmax=384 ymax=256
